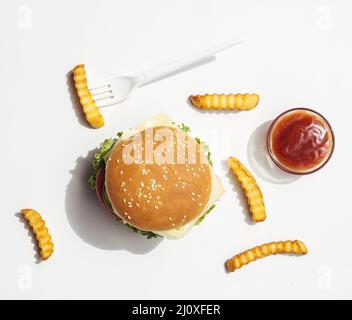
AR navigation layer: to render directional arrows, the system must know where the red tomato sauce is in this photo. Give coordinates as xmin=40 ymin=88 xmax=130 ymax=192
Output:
xmin=270 ymin=110 xmax=333 ymax=172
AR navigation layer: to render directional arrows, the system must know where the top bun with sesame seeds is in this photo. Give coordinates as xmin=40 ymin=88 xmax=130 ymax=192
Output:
xmin=105 ymin=125 xmax=213 ymax=232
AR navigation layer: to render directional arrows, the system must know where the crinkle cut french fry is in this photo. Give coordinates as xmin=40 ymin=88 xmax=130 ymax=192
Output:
xmin=190 ymin=94 xmax=259 ymax=110
xmin=21 ymin=209 xmax=54 ymax=260
xmin=72 ymin=64 xmax=105 ymax=129
xmin=228 ymin=156 xmax=266 ymax=222
xmin=226 ymin=240 xmax=308 ymax=272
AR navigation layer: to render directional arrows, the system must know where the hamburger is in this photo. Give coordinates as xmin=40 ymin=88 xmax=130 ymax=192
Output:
xmin=88 ymin=114 xmax=225 ymax=239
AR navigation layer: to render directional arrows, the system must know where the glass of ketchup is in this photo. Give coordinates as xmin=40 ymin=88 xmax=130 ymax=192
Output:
xmin=267 ymin=108 xmax=334 ymax=175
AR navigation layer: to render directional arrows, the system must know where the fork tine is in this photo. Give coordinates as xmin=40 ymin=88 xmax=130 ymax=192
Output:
xmin=94 ymin=94 xmax=114 ymax=103
xmin=89 ymin=84 xmax=110 ymax=91
xmin=91 ymin=89 xmax=113 ymax=97
xmin=95 ymin=93 xmax=124 ymax=108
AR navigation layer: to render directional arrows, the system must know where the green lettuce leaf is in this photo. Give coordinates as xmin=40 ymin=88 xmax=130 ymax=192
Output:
xmin=88 ymin=132 xmax=123 ymax=190
xmin=178 ymin=123 xmax=191 ymax=133
xmin=125 ymin=224 xmax=159 ymax=239
xmin=195 ymin=137 xmax=213 ymax=167
xmin=195 ymin=204 xmax=216 ymax=225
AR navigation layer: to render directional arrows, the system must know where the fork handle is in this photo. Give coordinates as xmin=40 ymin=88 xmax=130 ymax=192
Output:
xmin=135 ymin=37 xmax=243 ymax=86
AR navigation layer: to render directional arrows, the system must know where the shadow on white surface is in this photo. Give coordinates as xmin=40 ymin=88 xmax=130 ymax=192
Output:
xmin=65 ymin=150 xmax=162 ymax=254
xmin=247 ymin=121 xmax=300 ymax=185
xmin=220 ymin=159 xmax=256 ymax=225
xmin=15 ymin=212 xmax=42 ymax=264
xmin=66 ymin=71 xmax=92 ymax=129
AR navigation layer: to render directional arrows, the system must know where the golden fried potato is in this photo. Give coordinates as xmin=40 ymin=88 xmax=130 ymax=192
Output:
xmin=21 ymin=209 xmax=54 ymax=260
xmin=72 ymin=64 xmax=104 ymax=129
xmin=228 ymin=156 xmax=266 ymax=222
xmin=226 ymin=240 xmax=308 ymax=272
xmin=190 ymin=94 xmax=259 ymax=110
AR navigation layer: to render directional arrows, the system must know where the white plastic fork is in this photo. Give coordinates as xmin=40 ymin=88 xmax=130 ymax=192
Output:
xmin=89 ymin=37 xmax=243 ymax=108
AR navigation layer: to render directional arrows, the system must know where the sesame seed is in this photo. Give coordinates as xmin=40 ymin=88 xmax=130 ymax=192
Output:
xmin=120 ymin=170 xmax=124 ymax=175
xmin=172 ymin=223 xmax=175 ymax=227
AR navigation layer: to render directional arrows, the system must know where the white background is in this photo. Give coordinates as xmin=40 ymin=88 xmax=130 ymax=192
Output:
xmin=1 ymin=0 xmax=352 ymax=300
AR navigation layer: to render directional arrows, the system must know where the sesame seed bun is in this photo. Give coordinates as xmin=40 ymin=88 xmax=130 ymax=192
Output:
xmin=105 ymin=126 xmax=212 ymax=232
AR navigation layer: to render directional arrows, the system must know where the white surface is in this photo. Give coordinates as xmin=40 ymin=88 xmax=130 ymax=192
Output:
xmin=1 ymin=0 xmax=352 ymax=300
